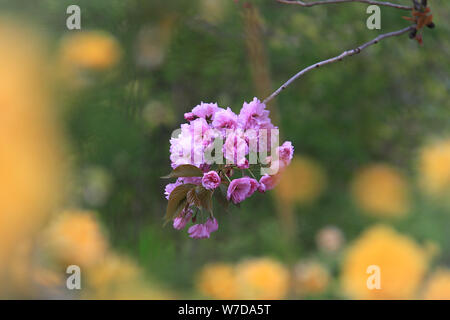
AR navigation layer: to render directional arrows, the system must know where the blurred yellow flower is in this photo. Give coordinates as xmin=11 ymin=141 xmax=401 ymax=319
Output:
xmin=275 ymin=157 xmax=326 ymax=205
xmin=341 ymin=225 xmax=428 ymax=299
xmin=293 ymin=261 xmax=330 ymax=296
xmin=419 ymin=139 xmax=450 ymax=196
xmin=32 ymin=267 xmax=65 ymax=293
xmin=351 ymin=164 xmax=410 ymax=218
xmin=423 ymin=269 xmax=450 ymax=300
xmin=105 ymin=285 xmax=171 ymax=300
xmin=0 ymin=19 xmax=65 ymax=270
xmin=235 ymin=258 xmax=289 ymax=299
xmin=44 ymin=210 xmax=107 ymax=268
xmin=85 ymin=253 xmax=139 ymax=292
xmin=60 ymin=30 xmax=121 ymax=71
xmin=2 ymin=240 xmax=34 ymax=296
xmin=197 ymin=263 xmax=238 ymax=299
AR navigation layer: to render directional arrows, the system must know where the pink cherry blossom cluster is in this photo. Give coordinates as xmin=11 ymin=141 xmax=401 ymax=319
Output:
xmin=164 ymin=98 xmax=294 ymax=239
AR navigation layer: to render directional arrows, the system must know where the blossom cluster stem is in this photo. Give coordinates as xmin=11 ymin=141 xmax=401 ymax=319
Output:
xmin=247 ymin=168 xmax=257 ymax=180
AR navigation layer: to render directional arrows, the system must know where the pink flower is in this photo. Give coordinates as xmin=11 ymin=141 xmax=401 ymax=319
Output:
xmin=202 ymin=171 xmax=221 ymax=190
xmin=205 ymin=217 xmax=218 ymax=233
xmin=169 ymin=124 xmax=200 ymax=167
xmin=164 ymin=181 xmax=182 ymax=200
xmin=184 ymin=112 xmax=196 ymax=121
xmin=257 ymin=182 xmax=266 ymax=193
xmin=251 ymin=127 xmax=278 ymax=154
xmin=237 ymin=158 xmax=249 ymax=169
xmin=263 ymin=158 xmax=285 ymax=175
xmin=173 ymin=209 xmax=193 ymax=230
xmin=166 ymin=96 xmax=293 ymax=240
xmin=187 ymin=217 xmax=219 ymax=239
xmin=212 ymin=107 xmax=238 ymax=132
xmin=227 ymin=176 xmax=257 ymax=204
xmin=184 ymin=102 xmax=220 ymax=121
xmin=188 ymin=224 xmax=210 ymax=239
xmin=258 ymin=174 xmax=280 ymax=192
xmin=278 ymin=141 xmax=294 ymax=165
xmin=188 ymin=118 xmax=213 ymax=148
xmin=169 ymin=119 xmax=211 ymax=167
xmin=223 ymin=131 xmax=248 ymax=165
xmin=238 ymin=97 xmax=274 ymax=130
xmin=248 ymin=178 xmax=259 ymax=197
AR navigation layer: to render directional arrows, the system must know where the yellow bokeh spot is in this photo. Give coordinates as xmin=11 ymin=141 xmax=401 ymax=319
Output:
xmin=86 ymin=253 xmax=139 ymax=292
xmin=423 ymin=269 xmax=450 ymax=300
xmin=351 ymin=164 xmax=410 ymax=218
xmin=341 ymin=225 xmax=428 ymax=299
xmin=84 ymin=253 xmax=171 ymax=300
xmin=275 ymin=157 xmax=326 ymax=205
xmin=419 ymin=139 xmax=450 ymax=196
xmin=235 ymin=258 xmax=289 ymax=300
xmin=316 ymin=225 xmax=345 ymax=253
xmin=293 ymin=261 xmax=330 ymax=296
xmin=197 ymin=263 xmax=238 ymax=299
xmin=0 ymin=19 xmax=65 ymax=270
xmin=44 ymin=210 xmax=108 ymax=268
xmin=60 ymin=30 xmax=121 ymax=71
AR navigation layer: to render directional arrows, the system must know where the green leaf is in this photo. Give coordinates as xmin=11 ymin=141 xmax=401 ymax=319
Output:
xmin=164 ymin=183 xmax=196 ymax=224
xmin=187 ymin=187 xmax=201 ymax=207
xmin=162 ymin=164 xmax=203 ymax=179
xmin=164 ymin=199 xmax=187 ymax=226
xmin=186 ymin=186 xmax=213 ymax=214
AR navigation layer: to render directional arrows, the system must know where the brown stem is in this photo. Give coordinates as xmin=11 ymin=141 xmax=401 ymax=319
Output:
xmin=276 ymin=0 xmax=412 ymax=10
xmin=264 ymin=25 xmax=415 ymax=104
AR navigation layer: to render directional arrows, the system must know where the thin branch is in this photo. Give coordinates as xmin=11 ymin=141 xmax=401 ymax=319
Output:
xmin=276 ymin=0 xmax=413 ymax=10
xmin=264 ymin=25 xmax=415 ymax=104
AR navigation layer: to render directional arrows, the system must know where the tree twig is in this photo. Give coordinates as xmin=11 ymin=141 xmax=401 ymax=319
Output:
xmin=263 ymin=25 xmax=415 ymax=104
xmin=276 ymin=0 xmax=412 ymax=10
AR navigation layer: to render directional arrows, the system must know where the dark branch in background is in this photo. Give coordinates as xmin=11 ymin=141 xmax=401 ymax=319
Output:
xmin=276 ymin=0 xmax=412 ymax=10
xmin=263 ymin=25 xmax=415 ymax=103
